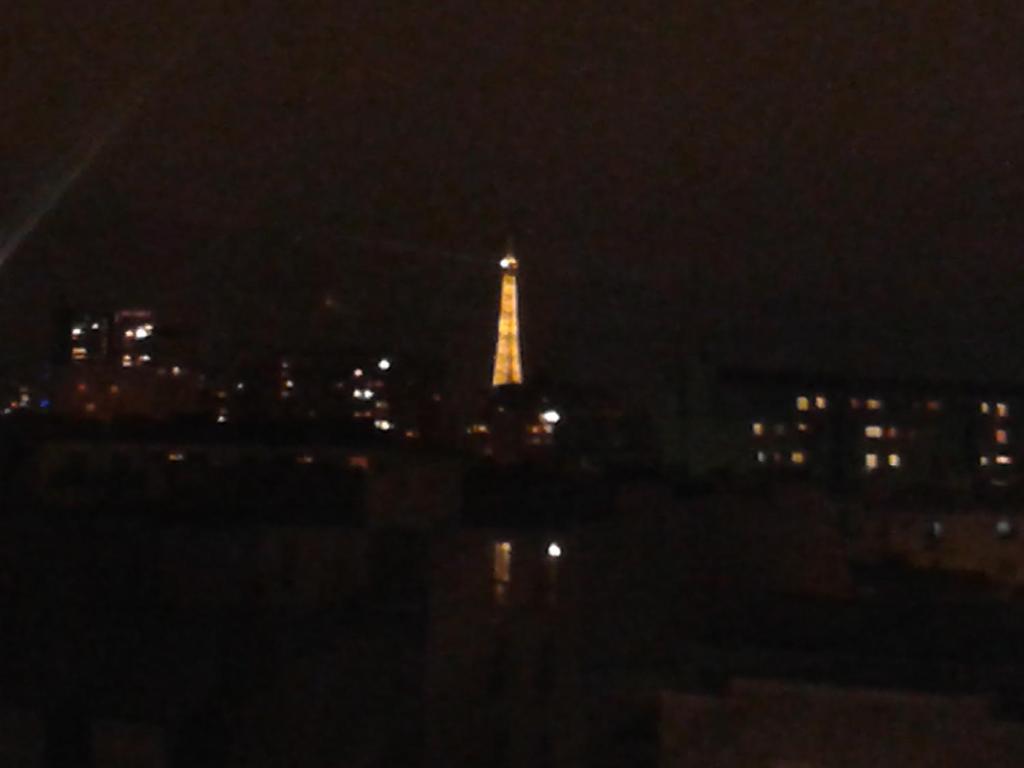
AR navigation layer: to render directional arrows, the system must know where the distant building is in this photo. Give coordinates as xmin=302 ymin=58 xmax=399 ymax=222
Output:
xmin=679 ymin=364 xmax=1023 ymax=496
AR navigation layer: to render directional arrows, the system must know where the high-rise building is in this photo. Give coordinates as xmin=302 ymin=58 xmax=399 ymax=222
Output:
xmin=491 ymin=245 xmax=524 ymax=387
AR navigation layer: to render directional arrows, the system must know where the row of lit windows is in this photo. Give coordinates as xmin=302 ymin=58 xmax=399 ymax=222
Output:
xmin=757 ymin=450 xmax=805 ymax=465
xmin=865 ymin=425 xmax=899 ymax=439
xmin=981 ymin=402 xmax=1011 ymax=417
xmin=865 ymin=453 xmax=901 ymax=470
xmin=796 ymin=395 xmax=828 ymax=411
xmin=980 ymin=455 xmax=1014 ymax=466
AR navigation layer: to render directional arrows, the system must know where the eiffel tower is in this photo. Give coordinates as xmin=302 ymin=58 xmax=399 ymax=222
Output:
xmin=491 ymin=241 xmax=524 ymax=387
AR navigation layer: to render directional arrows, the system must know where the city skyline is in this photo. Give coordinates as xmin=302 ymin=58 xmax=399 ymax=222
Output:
xmin=4 ymin=1 xmax=1024 ymax=387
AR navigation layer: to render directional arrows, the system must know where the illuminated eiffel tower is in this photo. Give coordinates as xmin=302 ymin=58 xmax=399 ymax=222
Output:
xmin=491 ymin=241 xmax=524 ymax=387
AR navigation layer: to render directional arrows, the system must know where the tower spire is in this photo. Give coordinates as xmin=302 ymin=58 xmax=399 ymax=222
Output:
xmin=491 ymin=239 xmax=524 ymax=387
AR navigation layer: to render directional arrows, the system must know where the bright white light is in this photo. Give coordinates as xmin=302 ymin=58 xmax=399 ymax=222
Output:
xmin=171 ymin=366 xmax=182 ymax=376
xmin=500 ymin=255 xmax=518 ymax=270
xmin=353 ymin=368 xmax=364 ymax=378
xmin=378 ymin=358 xmax=391 ymax=371
xmin=547 ymin=542 xmax=562 ymax=559
xmin=139 ymin=354 xmax=151 ymax=363
xmin=134 ymin=326 xmax=149 ymax=340
xmin=71 ymin=327 xmax=82 ymax=338
xmin=374 ymin=419 xmax=394 ymax=432
xmin=354 ymin=389 xmax=374 ymax=401
xmin=284 ymin=379 xmax=295 ymax=389
xmin=216 ymin=414 xmax=228 ymax=424
xmin=236 ymin=382 xmax=245 ymax=391
xmin=540 ymin=409 xmax=561 ymax=425
xmin=90 ymin=322 xmax=100 ymax=330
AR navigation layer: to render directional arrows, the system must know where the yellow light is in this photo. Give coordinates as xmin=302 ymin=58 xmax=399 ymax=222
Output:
xmin=867 ymin=398 xmax=882 ymax=410
xmin=121 ymin=354 xmax=133 ymax=368
xmin=981 ymin=402 xmax=991 ymax=414
xmin=494 ymin=541 xmax=512 ymax=583
xmin=865 ymin=453 xmax=879 ymax=470
xmin=888 ymin=453 xmax=901 ymax=468
xmin=997 ymin=402 xmax=1010 ymax=418
xmin=547 ymin=542 xmax=562 ymax=559
xmin=374 ymin=419 xmax=394 ymax=432
xmin=796 ymin=396 xmax=810 ymax=411
xmin=500 ymin=254 xmax=518 ymax=270
xmin=72 ymin=347 xmax=87 ymax=360
xmin=865 ymin=425 xmax=882 ymax=438
xmin=791 ymin=450 xmax=805 ymax=465
xmin=815 ymin=395 xmax=827 ymax=409
xmin=797 ymin=422 xmax=809 ymax=432
xmin=468 ymin=423 xmax=490 ymax=435
xmin=752 ymin=422 xmax=764 ymax=436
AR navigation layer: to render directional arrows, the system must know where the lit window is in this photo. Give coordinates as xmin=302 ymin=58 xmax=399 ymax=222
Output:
xmin=70 ymin=327 xmax=82 ymax=338
xmin=71 ymin=347 xmax=88 ymax=361
xmin=171 ymin=366 xmax=182 ymax=376
xmin=888 ymin=453 xmax=901 ymax=468
xmin=378 ymin=358 xmax=392 ymax=371
xmin=996 ymin=455 xmax=1013 ymax=465
xmin=797 ymin=422 xmax=809 ymax=432
xmin=850 ymin=398 xmax=862 ymax=409
xmin=353 ymin=368 xmax=364 ymax=378
xmin=997 ymin=520 xmax=1014 ymax=538
xmin=866 ymin=399 xmax=882 ymax=410
xmin=468 ymin=423 xmax=490 ymax=435
xmin=885 ymin=426 xmax=899 ymax=439
xmin=865 ymin=425 xmax=883 ymax=438
xmin=236 ymin=381 xmax=246 ymax=391
xmin=756 ymin=451 xmax=767 ymax=463
xmin=926 ymin=400 xmax=942 ymax=411
xmin=84 ymin=402 xmax=97 ymax=414
xmin=815 ymin=395 xmax=827 ymax=410
xmin=996 ymin=429 xmax=1009 ymax=445
xmin=374 ymin=419 xmax=394 ymax=432
xmin=930 ymin=521 xmax=944 ymax=539
xmin=791 ymin=450 xmax=805 ymax=465
xmin=167 ymin=451 xmax=185 ymax=462
xmin=752 ymin=422 xmax=764 ymax=436
xmin=981 ymin=402 xmax=991 ymax=414
xmin=493 ymin=542 xmax=512 ymax=584
xmin=296 ymin=454 xmax=315 ymax=465
xmin=284 ymin=379 xmax=295 ymax=389
xmin=347 ymin=455 xmax=370 ymax=470
xmin=796 ymin=396 xmax=810 ymax=411
xmin=121 ymin=354 xmax=133 ymax=368
xmin=547 ymin=542 xmax=562 ymax=559
xmin=109 ymin=385 xmax=120 ymax=395
xmin=997 ymin=402 xmax=1010 ymax=418
xmin=865 ymin=453 xmax=879 ymax=470
xmin=980 ymin=456 xmax=991 ymax=466
xmin=404 ymin=429 xmax=420 ymax=439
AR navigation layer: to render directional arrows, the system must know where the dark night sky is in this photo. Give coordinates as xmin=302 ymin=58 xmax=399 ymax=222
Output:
xmin=3 ymin=1 xmax=1024 ymax=392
